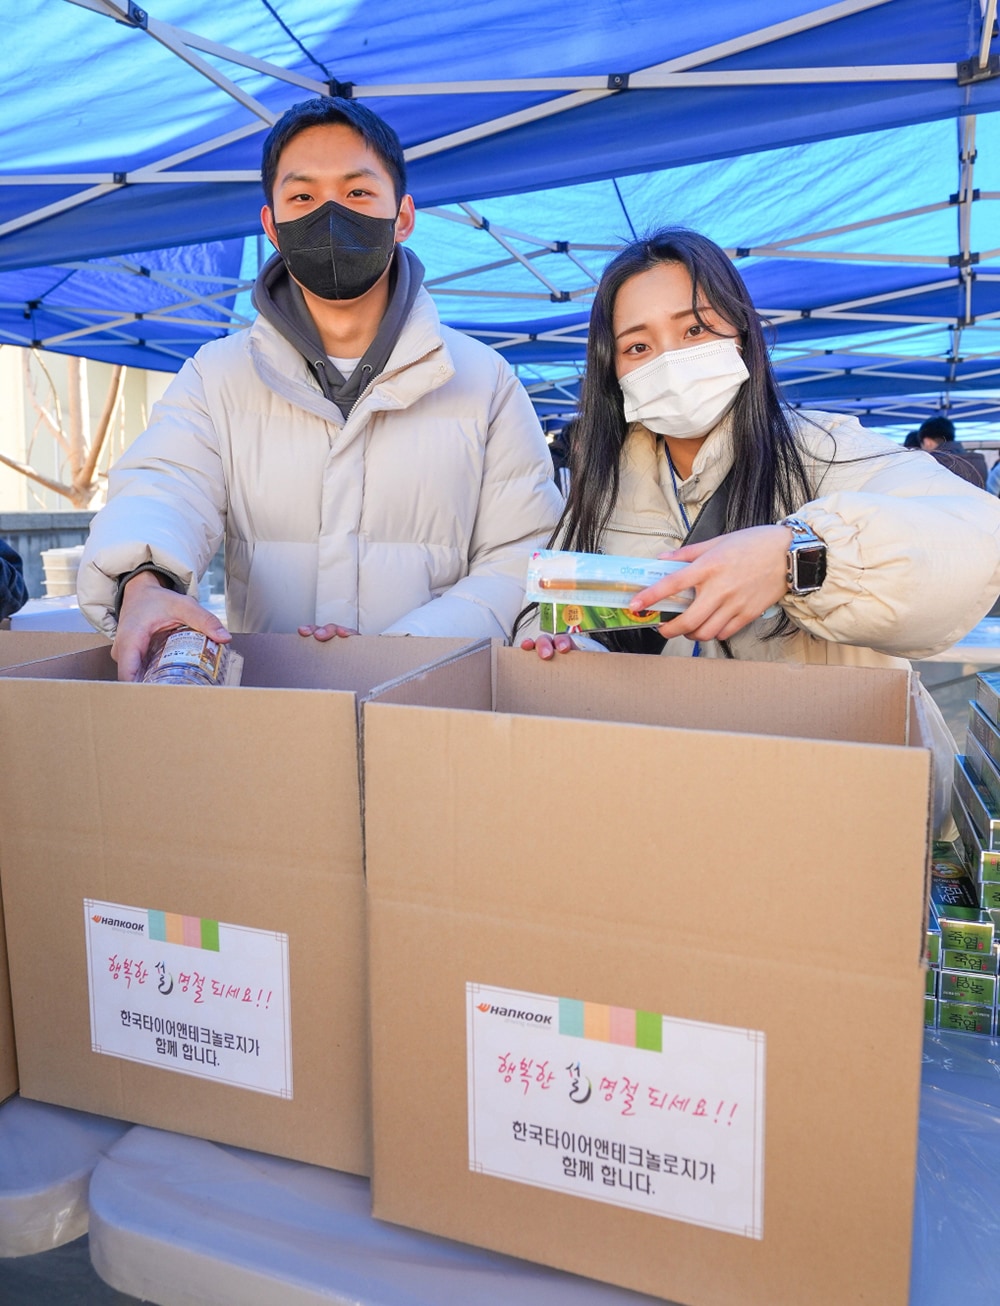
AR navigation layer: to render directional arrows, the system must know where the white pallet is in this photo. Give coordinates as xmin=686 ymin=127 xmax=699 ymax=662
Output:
xmin=89 ymin=1126 xmax=669 ymax=1306
xmin=0 ymin=1095 xmax=131 ymax=1256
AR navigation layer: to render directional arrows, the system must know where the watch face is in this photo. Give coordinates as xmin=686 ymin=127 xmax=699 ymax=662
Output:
xmin=792 ymin=545 xmax=827 ymax=592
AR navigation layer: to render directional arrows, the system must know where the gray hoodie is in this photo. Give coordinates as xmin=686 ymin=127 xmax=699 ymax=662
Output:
xmin=251 ymin=245 xmax=425 ymax=420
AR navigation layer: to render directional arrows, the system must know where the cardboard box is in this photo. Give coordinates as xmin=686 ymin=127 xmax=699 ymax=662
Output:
xmin=363 ymin=647 xmax=932 ymax=1306
xmin=0 ymin=634 xmax=477 ymax=1172
xmin=0 ymin=629 xmax=111 ymax=1101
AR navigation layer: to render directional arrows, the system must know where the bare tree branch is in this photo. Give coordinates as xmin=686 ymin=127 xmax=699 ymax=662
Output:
xmin=66 ymin=357 xmax=87 ymax=480
xmin=21 ymin=352 xmax=67 ymax=447
xmin=78 ymin=365 xmax=124 ymax=491
xmin=8 ymin=351 xmax=134 ymax=509
xmin=0 ymin=449 xmax=75 ymax=500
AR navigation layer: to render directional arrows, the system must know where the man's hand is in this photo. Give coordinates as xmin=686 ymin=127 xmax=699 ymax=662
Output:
xmin=297 ymin=624 xmax=359 ymax=641
xmin=628 ymin=525 xmax=793 ymax=644
xmin=114 ymin=571 xmax=231 ymax=682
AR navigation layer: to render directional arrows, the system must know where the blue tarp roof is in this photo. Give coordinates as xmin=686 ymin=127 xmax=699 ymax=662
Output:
xmin=1 ymin=0 xmax=998 ymax=425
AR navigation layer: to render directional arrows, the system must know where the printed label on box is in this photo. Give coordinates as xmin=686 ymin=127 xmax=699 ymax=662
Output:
xmin=466 ymin=982 xmax=765 ymax=1238
xmin=84 ymin=899 xmax=292 ymax=1097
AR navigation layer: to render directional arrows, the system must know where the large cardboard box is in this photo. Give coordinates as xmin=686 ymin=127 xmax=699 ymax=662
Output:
xmin=364 ymin=647 xmax=933 ymax=1306
xmin=0 ymin=629 xmax=110 ymax=1101
xmin=0 ymin=634 xmax=477 ymax=1172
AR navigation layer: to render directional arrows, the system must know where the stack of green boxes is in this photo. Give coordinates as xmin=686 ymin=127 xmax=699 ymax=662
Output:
xmin=928 ymin=669 xmax=1000 ymax=1035
xmin=927 ymin=841 xmax=996 ymax=1033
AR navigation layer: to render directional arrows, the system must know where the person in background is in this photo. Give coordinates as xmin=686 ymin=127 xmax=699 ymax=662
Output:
xmin=0 ymin=541 xmax=27 ymax=621
xmin=902 ymin=430 xmax=922 ymax=449
xmin=77 ymin=96 xmax=561 ymax=680
xmin=987 ymin=454 xmax=1000 ymax=497
xmin=919 ymin=416 xmax=987 ymax=487
xmin=547 ymin=419 xmax=576 ymax=496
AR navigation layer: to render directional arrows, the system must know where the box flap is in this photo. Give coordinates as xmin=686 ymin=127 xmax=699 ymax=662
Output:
xmin=494 ymin=647 xmax=910 ymax=745
xmin=365 ymin=706 xmax=930 ymax=977
xmin=0 ymin=630 xmax=108 ymax=670
xmin=0 ymin=634 xmax=480 ymax=694
xmin=364 ymin=643 xmax=493 ymax=711
xmin=0 ymin=645 xmax=118 ymax=681
xmin=235 ymin=633 xmax=478 ymax=693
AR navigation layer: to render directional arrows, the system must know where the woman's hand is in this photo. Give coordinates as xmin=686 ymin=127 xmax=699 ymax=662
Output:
xmin=629 ymin=524 xmax=793 ymax=643
xmin=520 ymin=634 xmax=576 ymax=660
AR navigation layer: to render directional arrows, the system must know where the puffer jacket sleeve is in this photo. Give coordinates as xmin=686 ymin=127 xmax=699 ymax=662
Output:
xmin=0 ymin=540 xmax=28 ymax=620
xmin=781 ymin=415 xmax=1000 ymax=659
xmin=77 ymin=357 xmax=227 ymax=636
xmin=380 ymin=364 xmax=563 ymax=639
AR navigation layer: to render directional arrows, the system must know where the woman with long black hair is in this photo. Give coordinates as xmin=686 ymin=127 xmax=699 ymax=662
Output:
xmin=520 ymin=227 xmax=1000 ymax=668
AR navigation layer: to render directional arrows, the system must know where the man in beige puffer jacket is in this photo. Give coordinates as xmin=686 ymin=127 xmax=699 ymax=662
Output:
xmin=78 ymin=97 xmax=561 ymax=679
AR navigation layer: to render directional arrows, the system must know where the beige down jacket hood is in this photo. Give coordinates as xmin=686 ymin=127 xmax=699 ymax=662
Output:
xmin=78 ymin=289 xmax=562 ymax=639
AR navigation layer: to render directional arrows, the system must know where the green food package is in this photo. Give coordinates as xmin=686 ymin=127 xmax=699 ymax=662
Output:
xmin=938 ymin=1002 xmax=994 ymax=1036
xmin=942 ymin=947 xmax=998 ymax=974
xmin=939 ymin=969 xmax=998 ymax=1006
xmin=938 ymin=911 xmax=995 ymax=953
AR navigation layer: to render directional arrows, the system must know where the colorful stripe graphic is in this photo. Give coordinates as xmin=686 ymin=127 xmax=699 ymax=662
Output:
xmin=147 ymin=909 xmax=220 ymax=952
xmin=559 ymin=998 xmax=662 ymax=1052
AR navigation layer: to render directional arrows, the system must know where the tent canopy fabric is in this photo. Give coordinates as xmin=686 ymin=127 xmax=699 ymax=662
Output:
xmin=3 ymin=0 xmax=998 ymax=269
xmin=1 ymin=0 xmax=998 ymax=427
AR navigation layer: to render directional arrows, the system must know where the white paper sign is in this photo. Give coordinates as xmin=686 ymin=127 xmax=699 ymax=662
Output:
xmin=467 ymin=982 xmax=764 ymax=1238
xmin=84 ymin=899 xmax=292 ymax=1097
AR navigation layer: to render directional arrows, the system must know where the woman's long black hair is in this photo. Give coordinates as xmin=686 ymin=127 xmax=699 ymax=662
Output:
xmin=558 ymin=227 xmax=814 ymax=555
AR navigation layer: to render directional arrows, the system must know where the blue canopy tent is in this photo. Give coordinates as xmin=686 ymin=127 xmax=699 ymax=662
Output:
xmin=1 ymin=0 xmax=998 ymax=428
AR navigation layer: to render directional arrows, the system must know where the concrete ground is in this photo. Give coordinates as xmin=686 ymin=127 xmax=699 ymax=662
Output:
xmin=0 ymin=1236 xmax=139 ymax=1304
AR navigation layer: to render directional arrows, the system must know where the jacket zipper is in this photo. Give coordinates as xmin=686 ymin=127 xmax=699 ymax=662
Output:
xmin=339 ymin=339 xmax=444 ymax=415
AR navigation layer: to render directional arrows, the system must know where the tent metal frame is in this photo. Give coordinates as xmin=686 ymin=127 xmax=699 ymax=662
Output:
xmin=2 ymin=0 xmax=983 ymax=238
xmin=1 ymin=0 xmax=996 ymax=423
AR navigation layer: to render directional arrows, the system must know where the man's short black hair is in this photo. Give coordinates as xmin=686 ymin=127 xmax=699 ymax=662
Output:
xmin=919 ymin=415 xmax=956 ymax=444
xmin=261 ymin=97 xmax=407 ymax=208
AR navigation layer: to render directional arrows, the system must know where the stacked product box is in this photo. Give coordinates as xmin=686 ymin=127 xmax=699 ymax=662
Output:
xmin=927 ymin=842 xmax=996 ymax=1034
xmin=940 ymin=669 xmax=1000 ymax=1035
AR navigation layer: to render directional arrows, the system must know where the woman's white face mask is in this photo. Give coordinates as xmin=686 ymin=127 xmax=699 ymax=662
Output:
xmin=618 ymin=336 xmax=749 ymax=439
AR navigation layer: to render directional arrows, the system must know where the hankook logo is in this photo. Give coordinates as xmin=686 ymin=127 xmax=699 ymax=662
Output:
xmin=476 ymin=1002 xmax=552 ymax=1025
xmin=91 ymin=914 xmax=145 ymax=933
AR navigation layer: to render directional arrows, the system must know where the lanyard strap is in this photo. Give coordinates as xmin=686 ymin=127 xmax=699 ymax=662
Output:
xmin=663 ymin=444 xmax=692 ymax=535
xmin=662 ymin=444 xmax=699 ymax=658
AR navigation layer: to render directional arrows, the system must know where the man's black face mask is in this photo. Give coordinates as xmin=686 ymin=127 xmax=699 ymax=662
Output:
xmin=274 ymin=199 xmax=397 ymax=301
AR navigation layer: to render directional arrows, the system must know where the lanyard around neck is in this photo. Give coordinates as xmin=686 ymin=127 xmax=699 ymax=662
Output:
xmin=663 ymin=442 xmax=692 ymax=535
xmin=661 ymin=441 xmax=700 ymax=658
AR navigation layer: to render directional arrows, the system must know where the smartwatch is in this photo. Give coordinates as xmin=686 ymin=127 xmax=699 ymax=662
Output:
xmin=780 ymin=516 xmax=827 ymax=595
